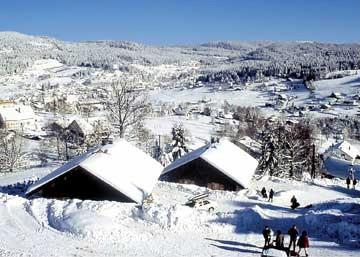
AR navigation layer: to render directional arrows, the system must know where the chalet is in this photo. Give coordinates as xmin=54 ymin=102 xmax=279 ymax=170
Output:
xmin=343 ymin=99 xmax=358 ymax=106
xmin=326 ymin=141 xmax=360 ymax=162
xmin=67 ymin=119 xmax=94 ymax=138
xmin=320 ymin=103 xmax=331 ymax=110
xmin=173 ymin=105 xmax=188 ymax=116
xmin=26 ymin=139 xmax=163 ymax=203
xmin=160 ymin=139 xmax=258 ymax=191
xmin=329 ymin=92 xmax=342 ymax=99
xmin=0 ymin=104 xmax=37 ymax=131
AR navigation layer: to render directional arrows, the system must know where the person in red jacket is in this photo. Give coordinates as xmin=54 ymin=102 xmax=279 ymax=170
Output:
xmin=297 ymin=230 xmax=309 ymax=257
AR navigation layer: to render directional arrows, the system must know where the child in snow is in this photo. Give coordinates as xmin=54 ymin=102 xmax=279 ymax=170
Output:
xmin=261 ymin=187 xmax=267 ymax=198
xmin=297 ymin=230 xmax=309 ymax=257
xmin=291 ymin=195 xmax=300 ymax=210
xmin=262 ymin=225 xmax=272 ymax=248
xmin=288 ymin=224 xmax=299 ymax=252
xmin=268 ymin=189 xmax=274 ymax=202
xmin=346 ymin=177 xmax=351 ymax=189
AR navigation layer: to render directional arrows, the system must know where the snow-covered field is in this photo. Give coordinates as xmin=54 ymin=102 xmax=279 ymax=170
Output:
xmin=0 ymin=166 xmax=359 ymax=257
xmin=1 ymin=52 xmax=360 ymax=257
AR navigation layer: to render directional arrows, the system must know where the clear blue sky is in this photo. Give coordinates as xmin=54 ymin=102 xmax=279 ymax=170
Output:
xmin=0 ymin=0 xmax=359 ymax=45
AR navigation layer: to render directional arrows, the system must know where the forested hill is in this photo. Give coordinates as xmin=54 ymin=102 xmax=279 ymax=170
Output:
xmin=1 ymin=31 xmax=359 ymax=81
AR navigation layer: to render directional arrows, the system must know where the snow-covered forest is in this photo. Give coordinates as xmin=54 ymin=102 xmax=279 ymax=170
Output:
xmin=1 ymin=32 xmax=360 ymax=82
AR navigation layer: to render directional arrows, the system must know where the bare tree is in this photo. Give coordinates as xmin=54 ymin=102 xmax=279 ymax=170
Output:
xmin=0 ymin=131 xmax=24 ymax=172
xmin=106 ymin=80 xmax=151 ymax=138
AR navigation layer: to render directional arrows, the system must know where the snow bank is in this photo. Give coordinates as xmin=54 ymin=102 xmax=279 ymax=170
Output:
xmin=216 ymin=205 xmax=266 ymax=232
xmin=51 ymin=209 xmax=114 ymax=237
xmin=133 ymin=203 xmax=216 ymax=231
xmin=305 ymin=198 xmax=360 ymax=246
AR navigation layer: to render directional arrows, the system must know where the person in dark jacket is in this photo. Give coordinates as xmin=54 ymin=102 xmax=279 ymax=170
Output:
xmin=297 ymin=230 xmax=309 ymax=257
xmin=353 ymin=178 xmax=357 ymax=189
xmin=291 ymin=195 xmax=300 ymax=210
xmin=261 ymin=187 xmax=267 ymax=198
xmin=288 ymin=224 xmax=299 ymax=252
xmin=274 ymin=230 xmax=284 ymax=250
xmin=346 ymin=177 xmax=351 ymax=189
xmin=268 ymin=189 xmax=274 ymax=202
xmin=262 ymin=226 xmax=272 ymax=248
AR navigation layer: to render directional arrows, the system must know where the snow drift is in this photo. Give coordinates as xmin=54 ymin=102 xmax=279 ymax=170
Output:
xmin=305 ymin=198 xmax=360 ymax=247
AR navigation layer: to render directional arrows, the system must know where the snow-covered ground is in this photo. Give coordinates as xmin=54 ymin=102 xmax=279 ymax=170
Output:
xmin=0 ymin=166 xmax=359 ymax=257
xmin=1 ymin=58 xmax=360 ymax=257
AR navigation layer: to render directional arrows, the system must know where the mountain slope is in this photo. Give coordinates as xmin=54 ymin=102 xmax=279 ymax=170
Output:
xmin=0 ymin=32 xmax=360 ymax=82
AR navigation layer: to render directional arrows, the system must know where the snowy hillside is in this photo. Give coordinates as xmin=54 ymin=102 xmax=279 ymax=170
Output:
xmin=0 ymin=168 xmax=359 ymax=257
xmin=1 ymin=32 xmax=360 ymax=81
xmin=1 ymin=31 xmax=360 ymax=257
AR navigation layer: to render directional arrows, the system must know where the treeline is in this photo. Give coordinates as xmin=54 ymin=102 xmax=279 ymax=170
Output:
xmin=216 ymin=106 xmax=323 ymax=179
xmin=1 ymin=32 xmax=360 ymax=85
xmin=219 ymin=105 xmax=360 ymax=178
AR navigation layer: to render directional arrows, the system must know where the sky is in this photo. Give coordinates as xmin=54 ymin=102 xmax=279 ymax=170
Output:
xmin=0 ymin=0 xmax=359 ymax=45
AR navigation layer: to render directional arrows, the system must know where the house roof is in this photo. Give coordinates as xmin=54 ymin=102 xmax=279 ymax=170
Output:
xmin=324 ymin=156 xmax=360 ymax=180
xmin=26 ymin=139 xmax=163 ymax=203
xmin=330 ymin=140 xmax=360 ymax=160
xmin=68 ymin=119 xmax=94 ymax=135
xmin=0 ymin=105 xmax=36 ymax=122
xmin=162 ymin=139 xmax=258 ymax=188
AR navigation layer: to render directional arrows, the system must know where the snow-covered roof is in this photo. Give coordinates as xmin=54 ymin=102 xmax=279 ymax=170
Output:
xmin=324 ymin=156 xmax=360 ymax=180
xmin=329 ymin=141 xmax=360 ymax=160
xmin=0 ymin=105 xmax=36 ymax=122
xmin=162 ymin=139 xmax=258 ymax=188
xmin=68 ymin=119 xmax=94 ymax=135
xmin=26 ymin=139 xmax=164 ymax=203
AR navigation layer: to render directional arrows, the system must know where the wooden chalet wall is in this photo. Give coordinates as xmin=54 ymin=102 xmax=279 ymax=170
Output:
xmin=161 ymin=157 xmax=243 ymax=191
xmin=27 ymin=166 xmax=134 ymax=202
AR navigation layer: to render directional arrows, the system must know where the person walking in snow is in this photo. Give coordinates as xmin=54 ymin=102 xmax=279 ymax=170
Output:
xmin=274 ymin=230 xmax=284 ymax=250
xmin=288 ymin=224 xmax=299 ymax=252
xmin=268 ymin=189 xmax=274 ymax=202
xmin=346 ymin=177 xmax=351 ymax=189
xmin=262 ymin=225 xmax=272 ymax=248
xmin=353 ymin=178 xmax=357 ymax=189
xmin=349 ymin=165 xmax=355 ymax=180
xmin=297 ymin=230 xmax=310 ymax=257
xmin=261 ymin=187 xmax=267 ymax=198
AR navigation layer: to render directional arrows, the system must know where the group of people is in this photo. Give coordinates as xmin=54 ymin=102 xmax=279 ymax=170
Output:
xmin=263 ymin=224 xmax=309 ymax=256
xmin=346 ymin=176 xmax=357 ymax=189
xmin=261 ymin=187 xmax=274 ymax=202
xmin=261 ymin=187 xmax=301 ymax=210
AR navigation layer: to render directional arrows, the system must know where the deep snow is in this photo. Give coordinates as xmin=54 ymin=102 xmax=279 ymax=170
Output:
xmin=0 ymin=166 xmax=359 ymax=257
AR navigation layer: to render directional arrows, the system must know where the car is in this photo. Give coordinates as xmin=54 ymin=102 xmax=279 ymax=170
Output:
xmin=184 ymin=193 xmax=216 ymax=212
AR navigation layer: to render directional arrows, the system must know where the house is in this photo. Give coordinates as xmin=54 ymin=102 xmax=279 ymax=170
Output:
xmin=329 ymin=92 xmax=342 ymax=99
xmin=0 ymin=104 xmax=37 ymax=131
xmin=26 ymin=139 xmax=163 ymax=203
xmin=67 ymin=119 xmax=94 ymax=138
xmin=173 ymin=105 xmax=188 ymax=116
xmin=160 ymin=139 xmax=258 ymax=191
xmin=326 ymin=140 xmax=360 ymax=162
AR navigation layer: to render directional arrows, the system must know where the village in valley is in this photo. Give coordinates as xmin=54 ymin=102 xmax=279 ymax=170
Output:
xmin=0 ymin=2 xmax=360 ymax=256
